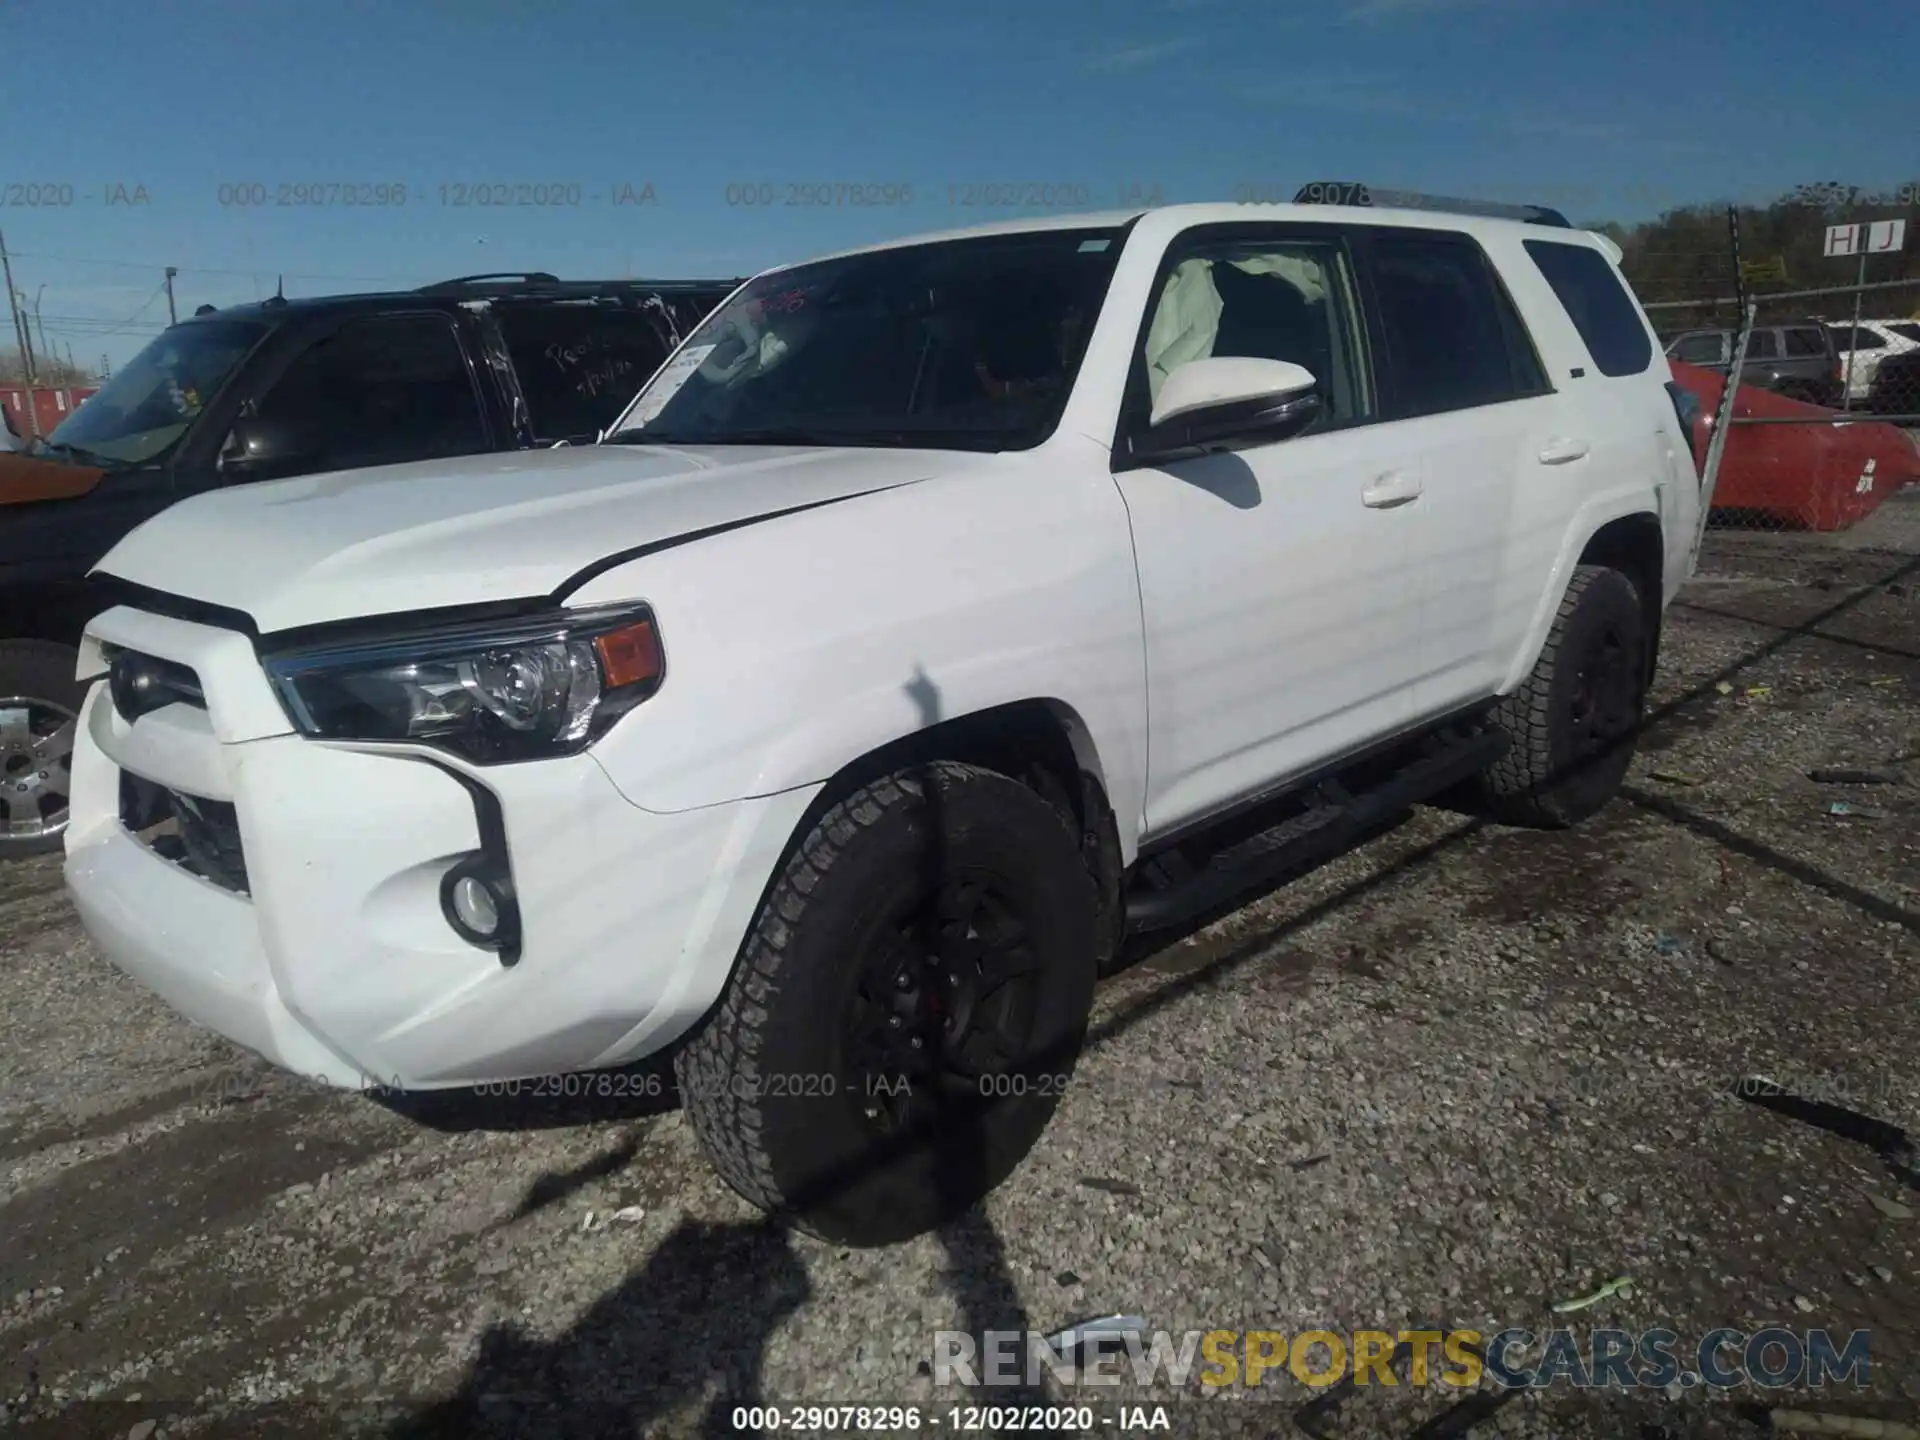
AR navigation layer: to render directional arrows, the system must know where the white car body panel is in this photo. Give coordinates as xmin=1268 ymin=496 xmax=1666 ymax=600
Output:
xmin=1833 ymin=319 xmax=1920 ymax=400
xmin=68 ymin=200 xmax=1686 ymax=1092
xmin=94 ymin=443 xmax=951 ymax=633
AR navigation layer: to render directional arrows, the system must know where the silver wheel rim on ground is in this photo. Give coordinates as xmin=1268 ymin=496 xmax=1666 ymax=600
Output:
xmin=0 ymin=697 xmax=78 ymax=843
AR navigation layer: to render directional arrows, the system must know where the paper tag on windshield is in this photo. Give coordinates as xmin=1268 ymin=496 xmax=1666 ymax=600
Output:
xmin=621 ymin=345 xmax=715 ymax=430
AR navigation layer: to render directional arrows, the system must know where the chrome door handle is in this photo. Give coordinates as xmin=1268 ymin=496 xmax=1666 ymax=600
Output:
xmin=1538 ymin=437 xmax=1591 ymax=465
xmin=1362 ymin=470 xmax=1422 ymax=508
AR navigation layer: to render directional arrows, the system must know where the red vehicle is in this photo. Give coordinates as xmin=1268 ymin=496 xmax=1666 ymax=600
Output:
xmin=0 ymin=385 xmax=100 ymax=443
xmin=1668 ymin=359 xmax=1919 ymax=531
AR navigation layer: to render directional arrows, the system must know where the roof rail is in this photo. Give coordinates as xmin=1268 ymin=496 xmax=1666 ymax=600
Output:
xmin=1291 ymin=182 xmax=1572 ymax=228
xmin=415 ymin=274 xmax=741 ymax=297
xmin=417 ymin=272 xmax=563 ymax=293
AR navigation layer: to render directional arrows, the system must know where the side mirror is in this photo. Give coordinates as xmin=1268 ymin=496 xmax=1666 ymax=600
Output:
xmin=220 ymin=418 xmax=316 ymax=473
xmin=1138 ymin=357 xmax=1323 ymax=460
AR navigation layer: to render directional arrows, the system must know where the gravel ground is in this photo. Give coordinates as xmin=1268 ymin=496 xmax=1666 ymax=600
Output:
xmin=3 ymin=500 xmax=1916 ymax=1440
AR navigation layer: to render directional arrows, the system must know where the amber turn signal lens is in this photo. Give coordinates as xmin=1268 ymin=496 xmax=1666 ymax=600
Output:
xmin=594 ymin=620 xmax=663 ymax=689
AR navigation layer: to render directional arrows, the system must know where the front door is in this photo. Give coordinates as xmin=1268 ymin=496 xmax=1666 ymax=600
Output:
xmin=1111 ymin=222 xmax=1428 ymax=836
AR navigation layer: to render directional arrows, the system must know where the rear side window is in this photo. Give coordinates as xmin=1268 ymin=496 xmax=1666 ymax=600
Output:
xmin=1672 ymin=332 xmax=1726 ymax=364
xmin=1745 ymin=330 xmax=1778 ymax=359
xmin=496 ymin=304 xmax=687 ymax=440
xmin=1783 ymin=327 xmax=1829 ymax=357
xmin=1363 ymin=230 xmax=1548 ymax=417
xmin=1830 ymin=326 xmax=1886 ymax=351
xmin=1522 ymin=239 xmax=1653 ymax=377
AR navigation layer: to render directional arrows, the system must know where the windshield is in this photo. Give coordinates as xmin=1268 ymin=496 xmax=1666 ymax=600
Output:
xmin=1888 ymin=322 xmax=1920 ymax=344
xmin=607 ymin=228 xmax=1126 ymax=451
xmin=45 ymin=320 xmax=265 ymax=465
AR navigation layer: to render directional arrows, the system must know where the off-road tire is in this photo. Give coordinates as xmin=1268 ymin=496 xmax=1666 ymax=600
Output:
xmin=0 ymin=639 xmax=85 ymax=858
xmin=675 ymin=760 xmax=1098 ymax=1246
xmin=1476 ymin=565 xmax=1648 ymax=830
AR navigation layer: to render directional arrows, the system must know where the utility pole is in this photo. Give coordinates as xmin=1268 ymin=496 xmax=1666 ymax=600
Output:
xmin=1727 ymin=205 xmax=1748 ymax=320
xmin=0 ymin=227 xmax=34 ymax=394
xmin=17 ymin=293 xmax=38 ymax=384
xmin=164 ymin=266 xmax=178 ymax=325
xmin=33 ymin=285 xmax=48 ymax=368
xmin=12 ymin=286 xmax=40 ymax=438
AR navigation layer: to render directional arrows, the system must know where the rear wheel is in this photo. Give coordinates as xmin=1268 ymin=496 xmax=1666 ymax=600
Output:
xmin=0 ymin=640 xmax=83 ymax=859
xmin=676 ymin=761 xmax=1098 ymax=1245
xmin=1476 ymin=566 xmax=1647 ymax=829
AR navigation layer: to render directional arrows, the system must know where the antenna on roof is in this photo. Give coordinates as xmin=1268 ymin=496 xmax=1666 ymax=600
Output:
xmin=263 ymin=275 xmax=289 ymax=310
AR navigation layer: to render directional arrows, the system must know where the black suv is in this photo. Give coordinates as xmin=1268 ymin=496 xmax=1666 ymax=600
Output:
xmin=0 ymin=272 xmax=737 ymax=855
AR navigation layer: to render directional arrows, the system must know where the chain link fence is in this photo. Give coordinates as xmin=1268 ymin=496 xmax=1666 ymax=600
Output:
xmin=1642 ymin=274 xmax=1920 ymax=552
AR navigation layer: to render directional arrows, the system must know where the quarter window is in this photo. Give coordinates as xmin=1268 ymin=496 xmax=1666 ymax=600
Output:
xmin=1672 ymin=332 xmax=1726 ymax=365
xmin=1522 ymin=239 xmax=1653 ymax=377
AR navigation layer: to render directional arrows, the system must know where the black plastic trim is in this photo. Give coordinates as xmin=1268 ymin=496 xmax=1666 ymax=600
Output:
xmin=90 ymin=578 xmax=263 ymax=638
xmin=426 ymin=763 xmax=523 ymax=966
xmin=551 ymin=483 xmax=922 ymax=600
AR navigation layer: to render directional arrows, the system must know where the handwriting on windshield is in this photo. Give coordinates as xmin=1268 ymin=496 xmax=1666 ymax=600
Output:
xmin=545 ymin=340 xmax=639 ymax=400
xmin=753 ymin=288 xmax=809 ymax=317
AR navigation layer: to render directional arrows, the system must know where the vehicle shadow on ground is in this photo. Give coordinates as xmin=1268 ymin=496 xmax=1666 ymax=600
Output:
xmin=385 ymin=556 xmax=1917 ymax=1439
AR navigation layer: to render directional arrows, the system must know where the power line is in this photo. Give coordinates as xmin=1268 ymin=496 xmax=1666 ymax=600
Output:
xmin=4 ymin=248 xmax=419 ymax=285
xmin=26 ymin=283 xmax=172 ymax=342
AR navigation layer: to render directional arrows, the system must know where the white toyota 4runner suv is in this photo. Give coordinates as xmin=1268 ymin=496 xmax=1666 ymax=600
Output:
xmin=65 ymin=189 xmax=1701 ymax=1245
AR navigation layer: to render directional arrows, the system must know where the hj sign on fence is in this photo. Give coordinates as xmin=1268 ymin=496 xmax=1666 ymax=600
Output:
xmin=1823 ymin=219 xmax=1907 ymax=257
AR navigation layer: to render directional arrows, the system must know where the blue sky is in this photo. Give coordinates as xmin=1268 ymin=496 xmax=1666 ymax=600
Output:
xmin=3 ymin=0 xmax=1913 ymax=371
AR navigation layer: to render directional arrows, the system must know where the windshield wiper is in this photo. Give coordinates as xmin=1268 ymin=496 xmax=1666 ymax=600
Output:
xmin=602 ymin=429 xmax=703 ymax=446
xmin=33 ymin=440 xmax=124 ymax=468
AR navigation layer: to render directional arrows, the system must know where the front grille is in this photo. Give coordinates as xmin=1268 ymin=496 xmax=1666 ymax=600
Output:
xmin=120 ymin=771 xmax=249 ymax=895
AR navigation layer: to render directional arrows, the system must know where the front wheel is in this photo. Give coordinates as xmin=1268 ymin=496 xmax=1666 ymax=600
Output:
xmin=675 ymin=761 xmax=1098 ymax=1245
xmin=1475 ymin=565 xmax=1648 ymax=829
xmin=0 ymin=640 xmax=84 ymax=859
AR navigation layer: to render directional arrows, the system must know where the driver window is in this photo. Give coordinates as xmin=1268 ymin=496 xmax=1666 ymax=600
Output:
xmin=250 ymin=315 xmax=489 ymax=476
xmin=1141 ymin=236 xmax=1373 ymax=427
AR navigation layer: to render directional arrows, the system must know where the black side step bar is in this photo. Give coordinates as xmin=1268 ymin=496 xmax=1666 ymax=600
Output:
xmin=1124 ymin=727 xmax=1508 ymax=932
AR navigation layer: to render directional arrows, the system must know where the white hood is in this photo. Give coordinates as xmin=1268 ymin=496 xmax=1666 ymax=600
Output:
xmin=94 ymin=443 xmax=944 ymax=633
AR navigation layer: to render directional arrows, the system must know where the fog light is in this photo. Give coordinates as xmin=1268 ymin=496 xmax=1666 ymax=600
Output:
xmin=450 ymin=874 xmax=500 ymax=936
xmin=439 ymin=854 xmax=519 ymax=957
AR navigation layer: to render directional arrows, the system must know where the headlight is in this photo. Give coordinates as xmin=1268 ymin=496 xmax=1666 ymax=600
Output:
xmin=264 ymin=604 xmax=664 ymax=763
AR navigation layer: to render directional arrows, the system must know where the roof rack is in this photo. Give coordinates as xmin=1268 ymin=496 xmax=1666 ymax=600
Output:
xmin=420 ymin=272 xmax=562 ymax=291
xmin=1291 ymin=182 xmax=1572 ymax=228
xmin=415 ymin=273 xmax=742 ymax=297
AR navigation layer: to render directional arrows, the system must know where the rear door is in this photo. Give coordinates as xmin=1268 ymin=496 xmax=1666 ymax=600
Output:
xmin=1349 ymin=225 xmax=1567 ymax=716
xmin=1829 ymin=323 xmax=1889 ymax=398
xmin=1519 ymin=236 xmax=1691 ymax=606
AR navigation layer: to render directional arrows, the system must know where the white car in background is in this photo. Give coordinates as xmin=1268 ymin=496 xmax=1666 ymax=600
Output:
xmin=1827 ymin=319 xmax=1920 ymax=402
